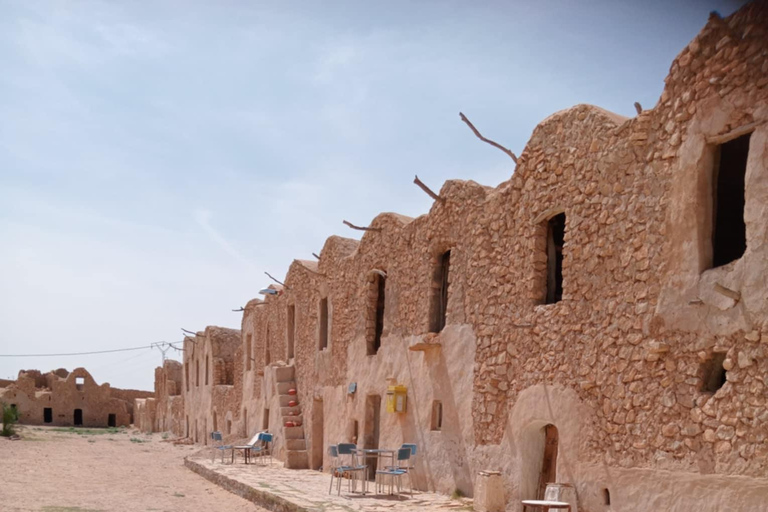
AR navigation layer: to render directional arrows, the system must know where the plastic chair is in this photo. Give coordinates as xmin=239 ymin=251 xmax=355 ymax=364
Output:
xmin=386 ymin=443 xmax=417 ymax=490
xmin=251 ymin=432 xmax=273 ymax=465
xmin=337 ymin=443 xmax=368 ymax=493
xmin=231 ymin=431 xmax=263 ymax=464
xmin=376 ymin=447 xmax=412 ymax=497
xmin=210 ymin=431 xmax=232 ymax=463
xmin=328 ymin=445 xmax=349 ymax=495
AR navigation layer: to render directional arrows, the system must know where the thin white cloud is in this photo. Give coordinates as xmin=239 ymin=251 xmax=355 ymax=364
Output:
xmin=194 ymin=209 xmax=256 ymax=272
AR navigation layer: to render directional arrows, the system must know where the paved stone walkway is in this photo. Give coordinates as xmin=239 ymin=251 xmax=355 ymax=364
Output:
xmin=186 ymin=457 xmax=473 ymax=512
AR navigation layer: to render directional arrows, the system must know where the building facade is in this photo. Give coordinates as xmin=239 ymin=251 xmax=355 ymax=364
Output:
xmin=143 ymin=5 xmax=768 ymax=510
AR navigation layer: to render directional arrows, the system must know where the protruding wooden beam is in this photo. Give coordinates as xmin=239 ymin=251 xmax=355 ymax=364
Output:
xmin=343 ymin=220 xmax=382 ymax=232
xmin=459 ymin=112 xmax=518 ymax=164
xmin=413 ymin=175 xmax=444 ymax=203
xmin=312 ymin=252 xmax=320 ymax=260
xmin=634 ymin=102 xmax=642 ymax=115
xmin=265 ymin=271 xmax=288 ymax=289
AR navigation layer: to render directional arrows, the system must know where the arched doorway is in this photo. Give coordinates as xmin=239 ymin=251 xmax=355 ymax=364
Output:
xmin=537 ymin=424 xmax=559 ymax=499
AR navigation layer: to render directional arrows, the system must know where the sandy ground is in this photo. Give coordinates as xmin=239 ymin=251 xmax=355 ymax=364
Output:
xmin=0 ymin=425 xmax=266 ymax=512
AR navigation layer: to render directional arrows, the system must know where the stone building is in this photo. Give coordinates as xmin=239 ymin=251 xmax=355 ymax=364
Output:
xmin=180 ymin=326 xmax=241 ymax=445
xmin=0 ymin=368 xmax=152 ymax=428
xmin=134 ymin=359 xmax=185 ymax=435
xmin=145 ymin=4 xmax=768 ymax=510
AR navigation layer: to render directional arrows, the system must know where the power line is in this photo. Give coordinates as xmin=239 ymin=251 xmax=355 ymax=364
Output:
xmin=0 ymin=341 xmax=183 ymax=358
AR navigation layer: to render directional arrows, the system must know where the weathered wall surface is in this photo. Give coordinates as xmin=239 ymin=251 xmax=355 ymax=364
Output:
xmin=171 ymin=4 xmax=768 ymax=511
xmin=0 ymin=368 xmax=149 ymax=428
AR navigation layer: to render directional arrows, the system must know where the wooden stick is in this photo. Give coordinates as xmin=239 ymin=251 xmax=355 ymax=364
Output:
xmin=312 ymin=252 xmax=320 ymax=260
xmin=706 ymin=120 xmax=765 ymax=145
xmin=264 ymin=271 xmax=288 ymax=289
xmin=459 ymin=112 xmax=518 ymax=164
xmin=413 ymin=175 xmax=444 ymax=203
xmin=343 ymin=220 xmax=382 ymax=232
xmin=634 ymin=102 xmax=642 ymax=115
xmin=181 ymin=328 xmax=197 ymax=336
xmin=232 ymin=307 xmax=245 ymax=312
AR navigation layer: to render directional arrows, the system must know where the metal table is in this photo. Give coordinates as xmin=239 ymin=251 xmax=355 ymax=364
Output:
xmin=350 ymin=448 xmax=395 ymax=494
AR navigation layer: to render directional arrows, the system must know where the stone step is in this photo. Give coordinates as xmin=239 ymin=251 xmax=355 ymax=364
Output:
xmin=281 ymin=415 xmax=304 ymax=426
xmin=280 ymin=406 xmax=301 ymax=417
xmin=274 ymin=366 xmax=295 ymax=383
xmin=279 ymin=395 xmax=300 ymax=408
xmin=285 ymin=439 xmax=306 ymax=451
xmin=284 ymin=449 xmax=308 ymax=469
xmin=283 ymin=425 xmax=305 ymax=439
xmin=277 ymin=381 xmax=297 ymax=395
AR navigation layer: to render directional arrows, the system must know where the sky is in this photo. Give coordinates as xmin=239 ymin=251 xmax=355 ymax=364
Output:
xmin=0 ymin=0 xmax=747 ymax=390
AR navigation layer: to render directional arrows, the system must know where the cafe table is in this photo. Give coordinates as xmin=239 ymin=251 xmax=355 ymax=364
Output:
xmin=350 ymin=448 xmax=396 ymax=494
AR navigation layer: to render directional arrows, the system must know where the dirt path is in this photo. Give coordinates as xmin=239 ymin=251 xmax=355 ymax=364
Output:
xmin=0 ymin=426 xmax=266 ymax=512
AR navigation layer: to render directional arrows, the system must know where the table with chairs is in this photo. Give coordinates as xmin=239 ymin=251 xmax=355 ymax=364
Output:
xmin=328 ymin=442 xmax=417 ymax=498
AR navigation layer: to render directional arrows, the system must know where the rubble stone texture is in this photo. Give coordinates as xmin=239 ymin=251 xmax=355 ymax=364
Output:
xmin=140 ymin=3 xmax=768 ymax=511
xmin=0 ymin=368 xmax=152 ymax=428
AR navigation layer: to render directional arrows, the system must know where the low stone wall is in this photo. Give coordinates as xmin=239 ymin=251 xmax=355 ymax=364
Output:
xmin=183 ymin=457 xmax=304 ymax=512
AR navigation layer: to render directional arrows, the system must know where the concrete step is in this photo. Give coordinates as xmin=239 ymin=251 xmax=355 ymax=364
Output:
xmin=274 ymin=366 xmax=295 ymax=383
xmin=284 ymin=449 xmax=308 ymax=469
xmin=277 ymin=381 xmax=297 ymax=395
xmin=280 ymin=406 xmax=301 ymax=417
xmin=279 ymin=395 xmax=300 ymax=407
xmin=283 ymin=425 xmax=305 ymax=439
xmin=285 ymin=439 xmax=306 ymax=451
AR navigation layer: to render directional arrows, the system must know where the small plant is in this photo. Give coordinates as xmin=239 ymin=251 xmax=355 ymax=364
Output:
xmin=161 ymin=432 xmax=169 ymax=440
xmin=1 ymin=402 xmax=17 ymax=437
xmin=130 ymin=437 xmax=149 ymax=443
xmin=451 ymin=488 xmax=465 ymax=500
xmin=173 ymin=492 xmax=185 ymax=498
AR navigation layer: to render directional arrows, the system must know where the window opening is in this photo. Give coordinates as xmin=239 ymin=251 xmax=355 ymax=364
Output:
xmin=287 ymin=305 xmax=295 ymax=359
xmin=44 ymin=407 xmax=53 ymax=423
xmin=429 ymin=250 xmax=451 ymax=333
xmin=431 ymin=400 xmax=443 ymax=431
xmin=196 ymin=359 xmax=200 ymax=387
xmin=265 ymin=326 xmax=271 ymax=366
xmin=75 ymin=377 xmax=85 ymax=391
xmin=246 ymin=334 xmax=252 ymax=371
xmin=185 ymin=362 xmax=190 ymax=392
xmin=366 ymin=273 xmax=386 ymax=355
xmin=319 ymin=297 xmax=329 ymax=350
xmin=546 ymin=213 xmax=566 ymax=304
xmin=262 ymin=408 xmax=270 ymax=430
xmin=711 ymin=133 xmax=750 ymax=268
xmin=205 ymin=356 xmax=209 ymax=386
xmin=603 ymin=488 xmax=611 ymax=506
xmin=701 ymin=352 xmax=727 ymax=393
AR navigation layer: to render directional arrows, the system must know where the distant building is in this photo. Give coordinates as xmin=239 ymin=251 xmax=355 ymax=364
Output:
xmin=0 ymin=368 xmax=152 ymax=428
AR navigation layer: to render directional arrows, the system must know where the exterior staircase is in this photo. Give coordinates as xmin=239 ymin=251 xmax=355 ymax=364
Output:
xmin=275 ymin=365 xmax=308 ymax=469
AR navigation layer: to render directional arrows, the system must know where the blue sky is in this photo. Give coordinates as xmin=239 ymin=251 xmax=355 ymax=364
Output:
xmin=0 ymin=0 xmax=746 ymax=390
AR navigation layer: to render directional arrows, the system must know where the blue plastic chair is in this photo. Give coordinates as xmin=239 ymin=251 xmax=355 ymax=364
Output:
xmin=210 ymin=431 xmax=232 ymax=463
xmin=376 ymin=447 xmax=412 ymax=497
xmin=251 ymin=432 xmax=273 ymax=465
xmin=337 ymin=443 xmax=368 ymax=493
